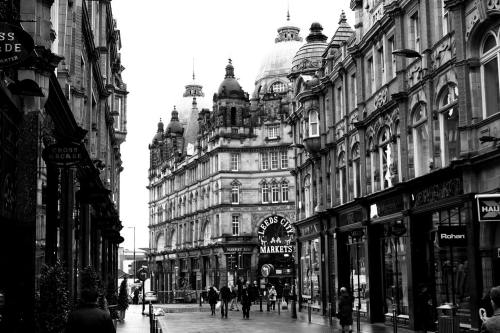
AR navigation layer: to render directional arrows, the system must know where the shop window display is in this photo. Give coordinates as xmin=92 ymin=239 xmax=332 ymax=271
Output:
xmin=301 ymin=238 xmax=321 ymax=309
xmin=348 ymin=234 xmax=369 ymax=317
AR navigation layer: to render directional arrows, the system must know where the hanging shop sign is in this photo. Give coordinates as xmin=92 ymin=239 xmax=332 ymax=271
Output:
xmin=0 ymin=22 xmax=34 ymax=68
xmin=476 ymin=194 xmax=500 ymax=222
xmin=258 ymin=215 xmax=295 ymax=254
xmin=261 ymin=264 xmax=274 ymax=277
xmin=42 ymin=142 xmax=85 ymax=167
xmin=437 ymin=226 xmax=467 ymax=247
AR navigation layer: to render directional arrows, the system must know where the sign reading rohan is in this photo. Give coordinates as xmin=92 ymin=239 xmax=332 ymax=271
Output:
xmin=258 ymin=215 xmax=295 ymax=254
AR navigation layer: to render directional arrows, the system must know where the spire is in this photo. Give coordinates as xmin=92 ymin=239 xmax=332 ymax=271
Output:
xmin=184 ymin=59 xmax=204 ymax=98
xmin=157 ymin=118 xmax=164 ymax=132
xmin=287 ymin=0 xmax=290 ymax=21
xmin=276 ymin=3 xmax=302 ymax=43
xmin=339 ymin=10 xmax=347 ymax=24
xmin=225 ymin=58 xmax=235 ymax=79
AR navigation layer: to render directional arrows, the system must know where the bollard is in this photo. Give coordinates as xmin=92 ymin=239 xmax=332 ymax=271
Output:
xmin=199 ymin=293 xmax=202 ymax=307
xmin=392 ymin=304 xmax=398 ymax=333
xmin=329 ymin=302 xmax=333 ymax=327
xmin=308 ymin=301 xmax=312 ymax=323
xmin=278 ymin=300 xmax=280 ymax=315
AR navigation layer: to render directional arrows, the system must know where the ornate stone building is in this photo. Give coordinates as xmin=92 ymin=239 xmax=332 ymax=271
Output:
xmin=289 ymin=0 xmax=500 ymax=331
xmin=0 ymin=1 xmax=126 ymax=331
xmin=148 ymin=15 xmax=300 ymax=301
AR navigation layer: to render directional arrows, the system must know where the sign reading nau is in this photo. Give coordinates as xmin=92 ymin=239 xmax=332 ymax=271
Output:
xmin=476 ymin=194 xmax=500 ymax=222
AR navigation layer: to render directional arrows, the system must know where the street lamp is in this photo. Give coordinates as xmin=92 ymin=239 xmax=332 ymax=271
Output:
xmin=127 ymin=226 xmax=136 ymax=282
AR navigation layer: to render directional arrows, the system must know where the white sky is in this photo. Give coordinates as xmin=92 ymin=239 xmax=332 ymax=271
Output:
xmin=113 ymin=0 xmax=355 ymax=251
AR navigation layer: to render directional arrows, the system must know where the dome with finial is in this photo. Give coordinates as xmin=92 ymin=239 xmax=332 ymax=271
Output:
xmin=166 ymin=106 xmax=184 ymax=135
xmin=291 ymin=22 xmax=328 ymax=74
xmin=152 ymin=118 xmax=164 ymax=142
xmin=217 ymin=59 xmax=245 ymax=99
xmin=254 ymin=9 xmax=303 ymax=95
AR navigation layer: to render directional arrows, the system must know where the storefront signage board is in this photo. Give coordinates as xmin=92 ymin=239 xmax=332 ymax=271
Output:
xmin=43 ymin=143 xmax=85 ymax=167
xmin=437 ymin=226 xmax=467 ymax=246
xmin=225 ymin=247 xmax=252 ymax=253
xmin=0 ymin=23 xmax=34 ymax=68
xmin=476 ymin=194 xmax=500 ymax=222
xmin=377 ymin=195 xmax=404 ymax=217
xmin=258 ymin=215 xmax=295 ymax=254
xmin=413 ymin=177 xmax=462 ymax=207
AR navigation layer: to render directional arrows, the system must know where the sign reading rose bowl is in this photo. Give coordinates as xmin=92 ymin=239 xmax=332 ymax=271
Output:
xmin=258 ymin=215 xmax=295 ymax=254
xmin=0 ymin=23 xmax=34 ymax=68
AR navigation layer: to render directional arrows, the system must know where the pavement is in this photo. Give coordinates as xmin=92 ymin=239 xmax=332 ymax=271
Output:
xmin=118 ymin=302 xmax=416 ymax=333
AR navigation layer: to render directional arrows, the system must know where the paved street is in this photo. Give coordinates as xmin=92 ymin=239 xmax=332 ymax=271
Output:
xmin=116 ymin=304 xmax=151 ymax=333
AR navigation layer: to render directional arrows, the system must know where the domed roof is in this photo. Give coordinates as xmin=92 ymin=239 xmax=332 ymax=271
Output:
xmin=152 ymin=119 xmax=164 ymax=143
xmin=254 ymin=13 xmax=303 ymax=85
xmin=291 ymin=22 xmax=328 ymax=74
xmin=218 ymin=59 xmax=245 ymax=99
xmin=166 ymin=106 xmax=183 ymax=135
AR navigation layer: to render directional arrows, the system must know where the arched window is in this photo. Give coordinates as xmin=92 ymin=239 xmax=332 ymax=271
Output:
xmin=337 ymin=152 xmax=347 ymax=204
xmin=231 ymin=181 xmax=240 ymax=204
xmin=271 ymin=182 xmax=280 ymax=203
xmin=352 ymin=143 xmax=361 ymax=198
xmin=262 ymin=182 xmax=270 ymax=203
xmin=481 ymin=31 xmax=500 ymax=118
xmin=308 ymin=110 xmax=319 ymax=137
xmin=412 ymin=103 xmax=429 ymax=177
xmin=379 ymin=127 xmax=393 ymax=190
xmin=270 ymin=81 xmax=286 ymax=93
xmin=203 ymin=220 xmax=211 ymax=246
xmin=304 ymin=175 xmax=312 ymax=218
xmin=231 ymin=107 xmax=237 ymax=125
xmin=156 ymin=233 xmax=165 ymax=252
xmin=366 ymin=138 xmax=373 ymax=194
xmin=437 ymin=84 xmax=459 ymax=166
xmin=170 ymin=229 xmax=177 ymax=249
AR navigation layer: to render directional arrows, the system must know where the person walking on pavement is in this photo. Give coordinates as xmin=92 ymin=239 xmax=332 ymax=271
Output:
xmin=230 ymin=284 xmax=239 ymax=311
xmin=268 ymin=285 xmax=277 ymax=311
xmin=65 ymin=288 xmax=116 ymax=333
xmin=219 ymin=285 xmax=232 ymax=318
xmin=283 ymin=283 xmax=291 ymax=307
xmin=338 ymin=287 xmax=354 ymax=333
xmin=208 ymin=286 xmax=219 ymax=316
xmin=482 ymin=286 xmax=500 ymax=333
xmin=241 ymin=284 xmax=252 ymax=319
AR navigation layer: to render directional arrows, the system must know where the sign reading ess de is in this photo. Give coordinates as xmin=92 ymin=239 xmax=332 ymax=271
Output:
xmin=0 ymin=23 xmax=34 ymax=68
xmin=476 ymin=194 xmax=500 ymax=222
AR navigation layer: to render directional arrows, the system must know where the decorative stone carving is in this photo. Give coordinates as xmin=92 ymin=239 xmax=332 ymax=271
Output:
xmin=374 ymin=87 xmax=388 ymax=109
xmin=466 ymin=9 xmax=480 ymax=40
xmin=487 ymin=0 xmax=500 ymax=10
xmin=432 ymin=36 xmax=453 ymax=69
xmin=406 ymin=61 xmax=423 ymax=88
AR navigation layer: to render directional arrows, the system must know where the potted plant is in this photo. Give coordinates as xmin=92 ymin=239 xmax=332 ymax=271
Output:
xmin=35 ymin=261 xmax=71 ymax=333
xmin=117 ymin=277 xmax=129 ymax=321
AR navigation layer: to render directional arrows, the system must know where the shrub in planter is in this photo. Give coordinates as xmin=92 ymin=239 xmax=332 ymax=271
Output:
xmin=35 ymin=261 xmax=71 ymax=333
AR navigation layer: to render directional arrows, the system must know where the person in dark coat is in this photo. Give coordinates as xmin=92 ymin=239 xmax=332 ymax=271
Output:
xmin=65 ymin=288 xmax=116 ymax=333
xmin=338 ymin=287 xmax=353 ymax=333
xmin=482 ymin=286 xmax=500 ymax=333
xmin=219 ymin=285 xmax=232 ymax=318
xmin=240 ymin=284 xmax=252 ymax=319
xmin=283 ymin=283 xmax=291 ymax=306
xmin=416 ymin=284 xmax=435 ymax=332
xmin=208 ymin=286 xmax=219 ymax=316
xmin=132 ymin=288 xmax=139 ymax=305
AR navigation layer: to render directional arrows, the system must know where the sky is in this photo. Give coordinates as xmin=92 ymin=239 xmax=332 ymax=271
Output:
xmin=113 ymin=0 xmax=355 ymax=251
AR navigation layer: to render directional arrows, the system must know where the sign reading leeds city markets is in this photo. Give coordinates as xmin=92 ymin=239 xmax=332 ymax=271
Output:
xmin=258 ymin=215 xmax=295 ymax=254
xmin=476 ymin=194 xmax=500 ymax=222
xmin=43 ymin=143 xmax=85 ymax=167
xmin=0 ymin=23 xmax=34 ymax=68
xmin=437 ymin=226 xmax=467 ymax=247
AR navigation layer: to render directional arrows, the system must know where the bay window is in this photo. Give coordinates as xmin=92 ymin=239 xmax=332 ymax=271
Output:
xmin=308 ymin=110 xmax=319 ymax=137
xmin=438 ymin=84 xmax=459 ymax=166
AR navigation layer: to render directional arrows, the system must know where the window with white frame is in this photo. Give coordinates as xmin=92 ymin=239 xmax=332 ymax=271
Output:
xmin=281 ymin=151 xmax=288 ymax=169
xmin=270 ymin=81 xmax=287 ymax=93
xmin=308 ymin=110 xmax=319 ymax=137
xmin=171 ymin=229 xmax=177 ymax=249
xmin=232 ymin=215 xmax=240 ymax=236
xmin=304 ymin=175 xmax=312 ymax=218
xmin=410 ymin=12 xmax=420 ymax=53
xmin=262 ymin=182 xmax=270 ymax=203
xmin=231 ymin=183 xmax=240 ymax=204
xmin=438 ymin=84 xmax=459 ymax=166
xmin=367 ymin=56 xmax=375 ymax=94
xmin=337 ymin=152 xmax=347 ymax=204
xmin=282 ymin=182 xmax=289 ymax=202
xmin=270 ymin=151 xmax=279 ymax=169
xmin=366 ymin=139 xmax=374 ymax=194
xmin=378 ymin=45 xmax=385 ymax=86
xmin=441 ymin=0 xmax=449 ymax=36
xmin=261 ymin=152 xmax=269 ymax=170
xmin=481 ymin=30 xmax=500 ymax=118
xmin=271 ymin=182 xmax=279 ymax=203
xmin=202 ymin=220 xmax=211 ymax=246
xmin=412 ymin=103 xmax=429 ymax=177
xmin=267 ymin=125 xmax=280 ymax=139
xmin=389 ymin=37 xmax=397 ymax=80
xmin=231 ymin=153 xmax=240 ymax=171
xmin=352 ymin=143 xmax=361 ymax=198
xmin=379 ymin=127 xmax=393 ymax=190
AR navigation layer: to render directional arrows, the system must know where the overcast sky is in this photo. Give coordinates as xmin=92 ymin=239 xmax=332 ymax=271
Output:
xmin=113 ymin=0 xmax=354 ymax=251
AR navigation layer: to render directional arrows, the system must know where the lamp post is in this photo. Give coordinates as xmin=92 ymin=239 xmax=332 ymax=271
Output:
xmin=127 ymin=226 xmax=136 ymax=282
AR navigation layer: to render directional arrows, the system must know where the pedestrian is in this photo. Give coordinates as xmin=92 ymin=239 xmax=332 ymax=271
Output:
xmin=482 ymin=286 xmax=500 ymax=333
xmin=65 ymin=288 xmax=116 ymax=333
xmin=241 ymin=284 xmax=252 ymax=319
xmin=283 ymin=283 xmax=291 ymax=307
xmin=416 ymin=283 xmax=434 ymax=332
xmin=268 ymin=285 xmax=277 ymax=310
xmin=132 ymin=288 xmax=139 ymax=305
xmin=481 ymin=290 xmax=495 ymax=322
xmin=230 ymin=284 xmax=239 ymax=311
xmin=251 ymin=280 xmax=259 ymax=305
xmin=208 ymin=286 xmax=218 ymax=316
xmin=338 ymin=287 xmax=353 ymax=333
xmin=219 ymin=285 xmax=232 ymax=318
xmin=276 ymin=283 xmax=284 ymax=308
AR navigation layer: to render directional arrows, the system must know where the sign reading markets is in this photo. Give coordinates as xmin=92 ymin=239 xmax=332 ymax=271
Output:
xmin=0 ymin=23 xmax=34 ymax=68
xmin=258 ymin=215 xmax=295 ymax=254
